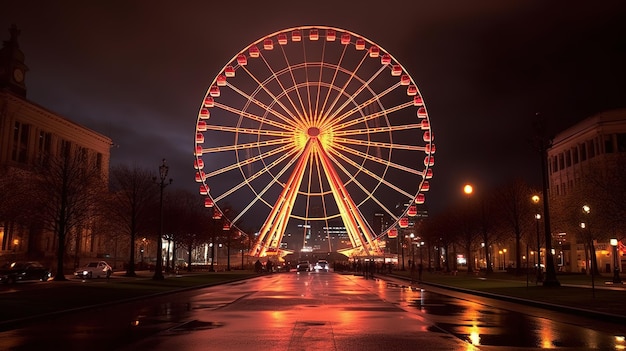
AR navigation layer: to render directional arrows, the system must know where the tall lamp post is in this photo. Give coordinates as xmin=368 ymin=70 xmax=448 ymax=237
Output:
xmin=463 ymin=184 xmax=474 ymax=273
xmin=153 ymin=159 xmax=172 ymax=280
xmin=610 ymin=238 xmax=622 ymax=284
xmin=581 ymin=205 xmax=595 ymax=296
xmin=12 ymin=239 xmax=19 ymax=261
xmin=531 ymin=195 xmax=543 ymax=283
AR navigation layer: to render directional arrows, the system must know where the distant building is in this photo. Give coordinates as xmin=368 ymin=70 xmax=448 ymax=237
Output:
xmin=0 ymin=25 xmax=112 ymax=264
xmin=547 ymin=108 xmax=626 ymax=273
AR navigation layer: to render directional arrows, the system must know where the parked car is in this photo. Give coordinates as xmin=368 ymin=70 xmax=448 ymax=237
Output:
xmin=0 ymin=261 xmax=52 ymax=284
xmin=74 ymin=261 xmax=112 ymax=279
xmin=296 ymin=261 xmax=310 ymax=272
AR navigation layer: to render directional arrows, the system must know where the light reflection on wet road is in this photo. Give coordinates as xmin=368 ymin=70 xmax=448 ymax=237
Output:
xmin=0 ymin=272 xmax=624 ymax=350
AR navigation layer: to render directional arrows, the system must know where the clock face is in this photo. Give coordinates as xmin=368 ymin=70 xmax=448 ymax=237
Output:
xmin=13 ymin=68 xmax=24 ymax=83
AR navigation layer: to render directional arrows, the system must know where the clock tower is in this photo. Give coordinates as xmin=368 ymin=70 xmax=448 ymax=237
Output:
xmin=0 ymin=24 xmax=28 ymax=97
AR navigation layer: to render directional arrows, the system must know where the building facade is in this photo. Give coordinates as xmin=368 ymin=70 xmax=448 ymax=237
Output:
xmin=547 ymin=108 xmax=626 ymax=273
xmin=0 ymin=25 xmax=113 ymax=266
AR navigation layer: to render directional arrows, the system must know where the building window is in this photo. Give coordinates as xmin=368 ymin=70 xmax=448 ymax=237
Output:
xmin=559 ymin=153 xmax=565 ymax=170
xmin=587 ymin=140 xmax=595 ymax=158
xmin=604 ymin=135 xmax=614 ymax=153
xmin=580 ymin=143 xmax=587 ymax=161
xmin=617 ymin=133 xmax=626 ymax=152
xmin=37 ymin=131 xmax=52 ymax=165
xmin=11 ymin=121 xmax=30 ymax=163
xmin=96 ymin=153 xmax=102 ymax=172
xmin=565 ymin=150 xmax=571 ymax=167
xmin=60 ymin=139 xmax=72 ymax=157
xmin=572 ymin=147 xmax=579 ymax=164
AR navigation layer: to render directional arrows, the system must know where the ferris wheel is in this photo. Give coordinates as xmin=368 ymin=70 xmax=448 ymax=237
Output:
xmin=194 ymin=26 xmax=434 ymax=258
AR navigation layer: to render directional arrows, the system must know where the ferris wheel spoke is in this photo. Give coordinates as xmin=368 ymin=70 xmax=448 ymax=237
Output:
xmin=212 ymin=145 xmax=301 ymax=205
xmin=327 ymin=100 xmax=413 ymax=132
xmin=328 ymin=146 xmax=415 ymax=200
xmin=215 ymin=101 xmax=296 ymax=133
xmin=237 ymin=64 xmax=305 ymax=129
xmin=322 ymin=83 xmax=402 ymax=132
xmin=257 ymin=52 xmax=311 ymax=128
xmin=201 ymin=124 xmax=292 ymax=138
xmin=278 ymin=44 xmax=314 ymax=126
xmin=333 ymin=143 xmax=424 ymax=176
xmin=224 ymin=82 xmax=301 ymax=130
xmin=200 ymin=137 xmax=291 ymax=154
xmin=206 ymin=143 xmax=293 ymax=178
xmin=332 ymin=123 xmax=423 ymax=137
xmin=318 ymin=58 xmax=386 ymax=129
xmin=325 ymin=150 xmax=401 ymax=221
xmin=231 ymin=144 xmax=308 ymax=225
xmin=317 ymin=50 xmax=370 ymax=127
xmin=317 ymin=42 xmax=350 ymax=122
xmin=334 ymin=136 xmax=425 ymax=152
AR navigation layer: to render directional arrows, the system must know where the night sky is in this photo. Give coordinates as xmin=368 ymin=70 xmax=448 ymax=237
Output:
xmin=3 ymin=0 xmax=626 ymax=218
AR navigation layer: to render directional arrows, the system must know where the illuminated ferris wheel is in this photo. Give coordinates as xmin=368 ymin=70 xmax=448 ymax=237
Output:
xmin=194 ymin=26 xmax=434 ymax=258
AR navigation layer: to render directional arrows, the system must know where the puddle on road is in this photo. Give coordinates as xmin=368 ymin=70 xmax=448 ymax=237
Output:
xmin=168 ymin=320 xmax=224 ymax=332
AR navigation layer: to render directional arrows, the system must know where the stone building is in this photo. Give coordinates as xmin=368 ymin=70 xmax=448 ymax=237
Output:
xmin=547 ymin=108 xmax=626 ymax=274
xmin=0 ymin=25 xmax=113 ymax=266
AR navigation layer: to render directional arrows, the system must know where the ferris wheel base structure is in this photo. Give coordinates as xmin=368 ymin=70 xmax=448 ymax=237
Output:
xmin=194 ymin=26 xmax=434 ymax=261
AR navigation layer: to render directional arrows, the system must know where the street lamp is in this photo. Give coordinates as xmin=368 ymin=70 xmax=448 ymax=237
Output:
xmin=463 ymin=184 xmax=473 ymax=196
xmin=12 ymin=239 xmax=19 ymax=261
xmin=610 ymin=238 xmax=622 ymax=284
xmin=581 ymin=205 xmax=595 ymax=296
xmin=153 ymin=159 xmax=172 ymax=280
xmin=503 ymin=248 xmax=507 ymax=271
xmin=532 ymin=195 xmax=544 ymax=283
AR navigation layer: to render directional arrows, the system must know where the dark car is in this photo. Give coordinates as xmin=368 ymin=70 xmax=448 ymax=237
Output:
xmin=0 ymin=261 xmax=52 ymax=284
xmin=296 ymin=261 xmax=310 ymax=272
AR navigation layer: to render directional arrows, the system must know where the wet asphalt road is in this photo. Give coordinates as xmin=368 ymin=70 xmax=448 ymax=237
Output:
xmin=1 ymin=271 xmax=624 ymax=350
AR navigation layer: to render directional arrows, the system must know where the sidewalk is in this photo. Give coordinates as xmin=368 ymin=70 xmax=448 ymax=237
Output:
xmin=383 ymin=270 xmax=626 ymax=323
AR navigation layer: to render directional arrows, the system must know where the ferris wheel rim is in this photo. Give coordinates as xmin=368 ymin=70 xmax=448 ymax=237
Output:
xmin=194 ymin=25 xmax=434 ymax=244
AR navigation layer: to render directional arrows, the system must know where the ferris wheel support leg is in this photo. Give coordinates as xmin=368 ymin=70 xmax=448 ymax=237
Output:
xmin=253 ymin=143 xmax=311 ymax=255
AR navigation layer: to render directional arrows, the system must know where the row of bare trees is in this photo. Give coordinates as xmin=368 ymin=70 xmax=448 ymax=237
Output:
xmin=0 ymin=150 xmax=251 ymax=280
xmin=418 ymin=154 xmax=626 ymax=276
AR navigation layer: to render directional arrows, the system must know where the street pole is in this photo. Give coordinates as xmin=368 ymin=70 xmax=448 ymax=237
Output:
xmin=153 ymin=159 xmax=171 ymax=280
xmin=611 ymin=238 xmax=622 ymax=284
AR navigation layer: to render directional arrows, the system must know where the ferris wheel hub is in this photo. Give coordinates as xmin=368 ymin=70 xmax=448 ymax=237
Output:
xmin=307 ymin=127 xmax=320 ymax=138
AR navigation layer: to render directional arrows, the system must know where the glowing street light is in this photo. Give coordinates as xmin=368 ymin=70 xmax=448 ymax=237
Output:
xmin=463 ymin=184 xmax=473 ymax=195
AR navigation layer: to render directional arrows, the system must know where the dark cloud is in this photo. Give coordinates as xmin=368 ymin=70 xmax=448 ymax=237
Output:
xmin=3 ymin=0 xmax=625 ymax=218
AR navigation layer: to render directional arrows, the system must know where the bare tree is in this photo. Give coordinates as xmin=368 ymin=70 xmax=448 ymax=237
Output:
xmin=29 ymin=149 xmax=105 ymax=281
xmin=107 ymin=164 xmax=157 ymax=277
xmin=492 ymin=179 xmax=534 ymax=275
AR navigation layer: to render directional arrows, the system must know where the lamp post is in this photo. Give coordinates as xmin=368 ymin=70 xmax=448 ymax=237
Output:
xmin=463 ymin=184 xmax=474 ymax=274
xmin=498 ymin=250 xmax=503 ymax=270
xmin=581 ymin=205 xmax=595 ymax=297
xmin=400 ymin=231 xmax=405 ymax=270
xmin=610 ymin=238 xmax=622 ymax=284
xmin=503 ymin=248 xmax=507 ymax=271
xmin=531 ymin=195 xmax=544 ymax=284
xmin=12 ymin=239 xmax=19 ymax=261
xmin=410 ymin=233 xmax=416 ymax=267
xmin=153 ymin=159 xmax=172 ymax=280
